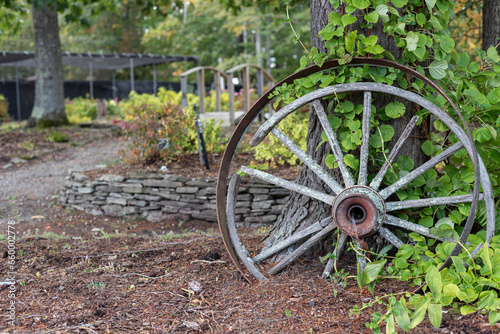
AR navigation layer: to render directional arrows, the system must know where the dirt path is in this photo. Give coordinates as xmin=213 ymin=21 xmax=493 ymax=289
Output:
xmin=0 ymin=135 xmax=124 ymax=225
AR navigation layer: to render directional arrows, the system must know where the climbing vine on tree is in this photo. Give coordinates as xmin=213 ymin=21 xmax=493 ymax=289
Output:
xmin=266 ymin=0 xmax=500 ymax=332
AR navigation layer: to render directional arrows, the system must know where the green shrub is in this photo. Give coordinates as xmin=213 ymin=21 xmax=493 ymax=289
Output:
xmin=65 ymin=97 xmax=97 ymax=123
xmin=254 ymin=111 xmax=308 ymax=165
xmin=0 ymin=94 xmax=10 ymax=122
xmin=118 ymin=98 xmax=222 ymax=164
xmin=46 ymin=131 xmax=68 ymax=143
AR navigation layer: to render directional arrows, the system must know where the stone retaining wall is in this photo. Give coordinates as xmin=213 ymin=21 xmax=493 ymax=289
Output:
xmin=59 ymin=170 xmax=290 ymax=225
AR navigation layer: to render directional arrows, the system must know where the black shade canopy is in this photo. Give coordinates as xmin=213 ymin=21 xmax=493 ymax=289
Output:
xmin=0 ymin=51 xmax=198 ymax=69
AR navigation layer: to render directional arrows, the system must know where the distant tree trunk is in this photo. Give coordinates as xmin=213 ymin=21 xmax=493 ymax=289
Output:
xmin=482 ymin=0 xmax=500 ymax=50
xmin=261 ymin=1 xmax=425 ymax=257
xmin=29 ymin=3 xmax=68 ymax=127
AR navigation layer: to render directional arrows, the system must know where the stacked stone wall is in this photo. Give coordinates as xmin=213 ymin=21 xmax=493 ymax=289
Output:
xmin=59 ymin=170 xmax=290 ymax=226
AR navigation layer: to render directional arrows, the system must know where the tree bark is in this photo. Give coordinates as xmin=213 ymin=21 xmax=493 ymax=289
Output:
xmin=261 ymin=1 xmax=426 ymax=257
xmin=261 ymin=0 xmax=335 ymax=256
xmin=30 ymin=3 xmax=68 ymax=127
xmin=482 ymin=0 xmax=500 ymax=50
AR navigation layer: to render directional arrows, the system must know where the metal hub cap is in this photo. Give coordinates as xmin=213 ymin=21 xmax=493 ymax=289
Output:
xmin=332 ymin=186 xmax=385 ymax=237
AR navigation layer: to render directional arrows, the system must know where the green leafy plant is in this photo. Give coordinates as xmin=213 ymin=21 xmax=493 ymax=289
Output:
xmin=0 ymin=94 xmax=10 ymax=122
xmin=46 ymin=131 xmax=68 ymax=143
xmin=274 ymin=0 xmax=500 ymax=332
xmin=118 ymin=97 xmax=223 ymax=164
xmin=254 ymin=111 xmax=309 ymax=165
xmin=65 ymin=97 xmax=98 ymax=123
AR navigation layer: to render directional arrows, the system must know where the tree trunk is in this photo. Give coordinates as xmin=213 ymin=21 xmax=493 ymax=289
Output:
xmin=482 ymin=0 xmax=500 ymax=50
xmin=261 ymin=1 xmax=426 ymax=257
xmin=29 ymin=3 xmax=68 ymax=127
xmin=261 ymin=0 xmax=335 ymax=256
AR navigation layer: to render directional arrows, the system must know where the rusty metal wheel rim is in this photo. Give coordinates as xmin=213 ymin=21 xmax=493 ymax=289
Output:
xmin=216 ymin=58 xmax=494 ymax=283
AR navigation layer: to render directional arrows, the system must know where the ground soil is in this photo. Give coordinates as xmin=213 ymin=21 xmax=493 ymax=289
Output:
xmin=0 ymin=124 xmax=497 ymax=333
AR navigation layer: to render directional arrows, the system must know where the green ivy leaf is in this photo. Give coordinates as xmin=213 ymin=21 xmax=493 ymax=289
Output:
xmin=385 ymin=101 xmax=406 ymax=118
xmin=386 ymin=314 xmax=396 ymax=334
xmin=456 ymin=52 xmax=471 ymax=67
xmin=345 ymin=31 xmax=357 ymax=53
xmin=375 ymin=4 xmax=389 ymax=22
xmin=421 ymin=140 xmax=434 ymax=155
xmin=419 ymin=216 xmax=433 ymax=228
xmin=487 ymin=87 xmax=500 ymax=104
xmin=406 ymin=31 xmax=419 ymax=52
xmin=428 ymin=16 xmax=443 ymax=30
xmin=299 ymin=55 xmax=309 ymax=69
xmin=433 ymin=119 xmax=447 ymax=131
xmin=426 ymin=265 xmax=442 ymax=297
xmin=439 ymin=36 xmax=455 ymax=53
xmin=362 ymin=35 xmax=378 ymax=46
xmin=328 ymin=12 xmax=342 ymax=26
xmin=362 ymin=259 xmax=386 ymax=284
xmin=410 ymin=297 xmax=430 ymax=329
xmin=340 ymin=100 xmax=355 ymax=113
xmin=341 ymin=14 xmax=357 ymax=27
xmin=394 ymin=300 xmax=411 ymax=332
xmin=475 ymin=127 xmax=492 ymax=143
xmin=396 ymin=155 xmax=414 ymax=171
xmin=391 ymin=0 xmax=407 ymax=8
xmin=487 ymin=46 xmax=500 ymax=62
xmin=344 ymin=154 xmax=360 ymax=170
xmin=413 ymin=46 xmax=427 ymax=61
xmin=328 ymin=115 xmax=342 ymax=129
xmin=346 ymin=119 xmax=361 ymax=131
xmin=352 ymin=0 xmax=371 ymax=10
xmin=365 ymin=45 xmax=385 ymax=55
xmin=416 ymin=13 xmax=426 ymax=27
xmin=396 ymin=244 xmax=414 ymax=259
xmin=425 ymin=0 xmax=436 ymax=11
xmin=428 ymin=303 xmax=442 ymax=328
xmin=436 ymin=217 xmax=454 ymax=229
xmin=370 ymin=124 xmax=394 ymax=148
xmin=460 ymin=305 xmax=476 ymax=315
xmin=428 ymin=59 xmax=448 ymax=79
xmin=364 ymin=11 xmax=379 ymax=23
xmin=464 ymin=87 xmax=489 ymax=105
xmin=325 ymin=154 xmax=336 ymax=169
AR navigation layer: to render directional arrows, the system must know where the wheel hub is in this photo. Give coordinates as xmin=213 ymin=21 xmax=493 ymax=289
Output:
xmin=332 ymin=186 xmax=385 ymax=237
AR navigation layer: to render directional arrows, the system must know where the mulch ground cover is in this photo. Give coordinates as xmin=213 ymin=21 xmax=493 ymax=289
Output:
xmin=0 ymin=123 xmax=498 ymax=333
xmin=3 ymin=230 xmax=498 ymax=334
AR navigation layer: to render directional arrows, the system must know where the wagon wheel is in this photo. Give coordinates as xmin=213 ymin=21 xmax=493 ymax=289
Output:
xmin=216 ymin=58 xmax=495 ymax=282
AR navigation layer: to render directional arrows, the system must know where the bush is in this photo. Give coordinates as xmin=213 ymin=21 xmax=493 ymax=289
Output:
xmin=254 ymin=111 xmax=308 ymax=165
xmin=46 ymin=131 xmax=68 ymax=143
xmin=65 ymin=97 xmax=97 ymax=123
xmin=118 ymin=97 xmax=223 ymax=164
xmin=0 ymin=94 xmax=10 ymax=122
xmin=65 ymin=97 xmax=123 ymax=123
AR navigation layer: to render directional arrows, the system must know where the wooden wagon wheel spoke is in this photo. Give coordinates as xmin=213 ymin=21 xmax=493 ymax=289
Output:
xmin=240 ymin=166 xmax=336 ymax=205
xmin=267 ymin=220 xmax=337 ymax=276
xmin=378 ymin=227 xmax=405 ymax=248
xmin=358 ymin=91 xmax=372 ymax=186
xmin=379 ymin=142 xmax=464 ymax=200
xmin=252 ymin=217 xmax=333 ymax=263
xmin=384 ymin=214 xmax=454 ymax=242
xmin=370 ymin=115 xmax=419 ymax=191
xmin=217 ymin=59 xmax=494 ymax=285
xmin=385 ymin=193 xmax=485 ymax=212
xmin=271 ymin=128 xmax=343 ymax=195
xmin=311 ymin=99 xmax=356 ymax=187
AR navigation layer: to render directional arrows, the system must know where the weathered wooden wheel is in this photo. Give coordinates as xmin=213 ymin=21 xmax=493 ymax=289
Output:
xmin=216 ymin=58 xmax=495 ymax=282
